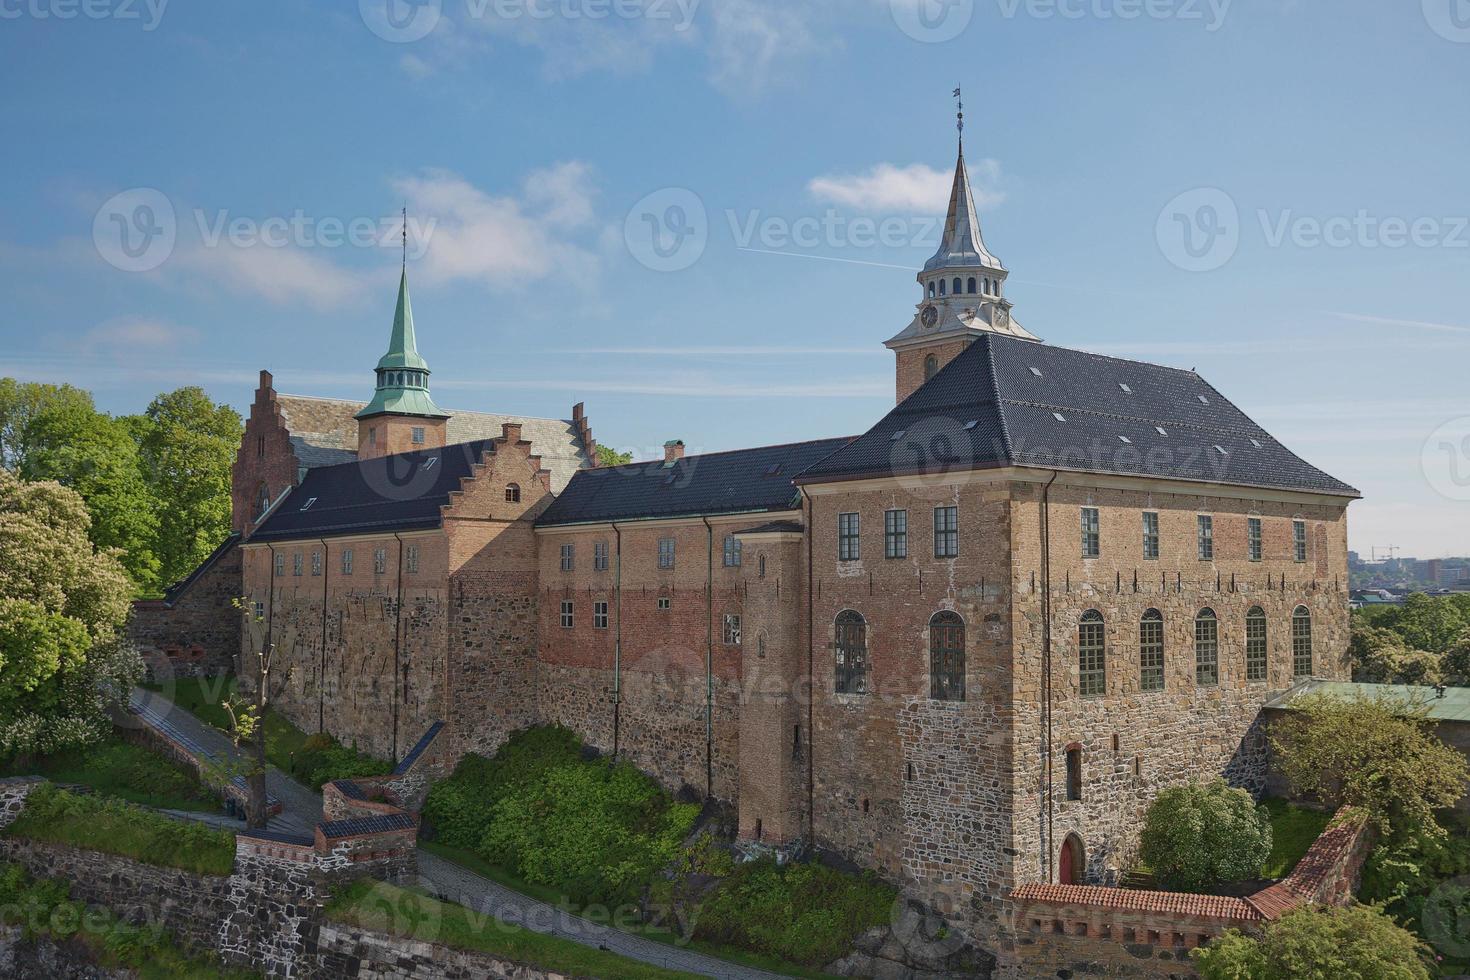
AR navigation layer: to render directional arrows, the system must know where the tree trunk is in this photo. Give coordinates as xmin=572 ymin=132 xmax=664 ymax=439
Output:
xmin=246 ymin=682 xmax=269 ymax=829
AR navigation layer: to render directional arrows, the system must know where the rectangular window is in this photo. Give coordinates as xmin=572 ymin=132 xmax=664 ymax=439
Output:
xmin=310 ymin=551 xmax=322 ymax=576
xmin=252 ymin=600 xmax=265 ymax=620
xmin=1142 ymin=512 xmax=1159 ymax=560
xmin=1079 ymin=615 xmax=1106 ymax=697
xmin=723 ymin=614 xmax=741 ymax=645
xmin=411 ymin=426 xmax=425 ymax=445
xmin=292 ymin=552 xmax=303 ymax=576
xmin=838 ymin=512 xmax=860 ymax=561
xmin=1246 ymin=612 xmax=1268 ymax=681
xmin=657 ymin=596 xmax=671 ymax=611
xmin=369 ymin=427 xmax=377 ymax=446
xmin=723 ymin=534 xmax=742 ymax=567
xmin=274 ymin=553 xmax=285 ymax=577
xmin=884 ymin=509 xmax=908 ymax=559
xmin=1196 ymin=614 xmax=1219 ymax=686
xmin=1080 ymin=507 xmax=1100 ymax=559
xmin=593 ymin=601 xmax=608 ymax=629
xmin=1293 ymin=520 xmax=1307 ymax=562
xmin=374 ymin=547 xmax=387 ymax=574
xmin=933 ymin=506 xmax=958 ymax=558
xmin=406 ymin=544 xmax=419 ymax=574
xmin=1248 ymin=517 xmax=1263 ymax=561
xmin=560 ymin=600 xmax=574 ymax=629
xmin=593 ymin=541 xmax=608 ymax=571
xmin=1139 ymin=615 xmax=1164 ymax=692
xmin=560 ymin=543 xmax=575 ymax=571
xmin=658 ymin=537 xmax=675 ymax=569
xmin=341 ymin=549 xmax=353 ymax=575
xmin=1197 ymin=515 xmax=1214 ymax=560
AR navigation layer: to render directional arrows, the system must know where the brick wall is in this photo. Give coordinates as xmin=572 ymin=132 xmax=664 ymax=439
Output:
xmin=232 ymin=370 xmax=305 ymax=536
xmin=894 ymin=337 xmax=973 ymax=403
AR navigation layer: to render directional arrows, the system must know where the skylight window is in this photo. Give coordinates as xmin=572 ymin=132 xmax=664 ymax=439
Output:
xmin=1215 ymin=445 xmax=1228 ymax=455
xmin=963 ymin=420 xmax=978 ymax=430
xmin=300 ymin=497 xmax=317 ymax=511
xmin=891 ymin=430 xmax=906 ymax=441
xmin=1155 ymin=426 xmax=1168 ymax=436
xmin=1249 ymin=438 xmax=1263 ymax=448
xmin=1119 ymin=383 xmax=1133 ymax=393
xmin=1197 ymin=394 xmax=1210 ymax=404
xmin=765 ymin=462 xmax=782 ymax=476
xmin=1029 ymin=367 xmax=1043 ymax=377
xmin=1052 ymin=412 xmax=1066 ymax=422
xmin=1118 ymin=435 xmax=1131 ymax=444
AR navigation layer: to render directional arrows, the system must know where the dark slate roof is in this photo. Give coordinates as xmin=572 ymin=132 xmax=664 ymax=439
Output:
xmin=394 ymin=720 xmax=445 ymax=775
xmin=735 ymin=520 xmax=805 ymax=535
xmin=319 ymin=812 xmax=416 ymax=839
xmin=796 ymin=334 xmax=1358 ymax=497
xmin=537 ymin=437 xmax=855 ymax=527
xmin=249 ymin=439 xmax=496 ymax=543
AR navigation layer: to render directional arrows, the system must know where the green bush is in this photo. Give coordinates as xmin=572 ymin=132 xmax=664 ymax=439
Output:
xmin=2 ymin=736 xmax=219 ymax=812
xmin=289 ymin=733 xmax=391 ymax=791
xmin=693 ymin=858 xmax=896 ymax=967
xmin=5 ymin=783 xmax=235 ymax=875
xmin=1139 ymin=779 xmax=1272 ymax=892
xmin=1192 ymin=903 xmax=1432 ymax=979
xmin=423 ymin=726 xmax=697 ymax=906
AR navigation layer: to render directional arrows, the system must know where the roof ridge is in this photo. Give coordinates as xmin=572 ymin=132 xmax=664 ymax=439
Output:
xmin=995 ymin=335 xmax=1208 ymax=377
xmin=982 ymin=335 xmax=1015 ymax=462
xmin=623 ymin=434 xmax=856 ymax=468
xmin=277 ymin=392 xmax=573 ymax=426
xmin=292 ymin=437 xmax=497 ymax=476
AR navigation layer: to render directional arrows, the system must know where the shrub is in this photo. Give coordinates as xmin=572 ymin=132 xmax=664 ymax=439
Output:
xmin=5 ymin=782 xmax=235 ymax=875
xmin=1269 ymin=692 xmax=1468 ymax=841
xmin=290 ymin=732 xmax=391 ymax=790
xmin=694 ymin=858 xmax=897 ymax=967
xmin=1139 ymin=779 xmax=1272 ymax=892
xmin=1192 ymin=903 xmax=1432 ymax=979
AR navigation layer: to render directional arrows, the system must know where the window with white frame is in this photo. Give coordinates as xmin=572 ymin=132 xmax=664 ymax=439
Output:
xmin=657 ymin=596 xmax=671 ymax=611
xmin=292 ymin=552 xmax=303 ymax=576
xmin=1080 ymin=507 xmax=1100 ymax=559
xmin=1248 ymin=517 xmax=1263 ymax=562
xmin=1142 ymin=512 xmax=1159 ymax=560
xmin=723 ymin=534 xmax=742 ymax=567
xmin=838 ymin=512 xmax=860 ymax=561
xmin=374 ymin=547 xmax=387 ymax=574
xmin=274 ymin=553 xmax=285 ymax=577
xmin=1197 ymin=515 xmax=1214 ymax=560
xmin=341 ymin=548 xmax=353 ymax=575
xmin=884 ymin=509 xmax=908 ymax=559
xmin=406 ymin=544 xmax=419 ymax=573
xmin=411 ymin=426 xmax=425 ymax=444
xmin=723 ymin=614 xmax=741 ymax=645
xmin=658 ymin=537 xmax=675 ymax=569
xmin=593 ymin=600 xmax=608 ymax=629
xmin=252 ymin=600 xmax=265 ymax=620
xmin=560 ymin=600 xmax=574 ymax=628
xmin=933 ymin=506 xmax=958 ymax=559
xmin=560 ymin=543 xmax=574 ymax=571
xmin=311 ymin=551 xmax=321 ymax=576
xmin=594 ymin=541 xmax=608 ymax=571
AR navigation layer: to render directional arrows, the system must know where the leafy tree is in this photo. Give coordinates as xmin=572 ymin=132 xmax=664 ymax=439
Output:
xmin=1191 ymin=903 xmax=1432 ymax=980
xmin=0 ymin=470 xmax=140 ymax=758
xmin=1394 ymin=593 xmax=1470 ymax=655
xmin=0 ymin=379 xmax=94 ymax=472
xmin=595 ymin=444 xmax=634 ymax=467
xmin=1269 ymin=692 xmax=1467 ymax=840
xmin=1349 ymin=623 xmax=1442 ymax=686
xmin=1138 ymin=779 xmax=1272 ymax=892
xmin=136 ymin=387 xmax=241 ymax=587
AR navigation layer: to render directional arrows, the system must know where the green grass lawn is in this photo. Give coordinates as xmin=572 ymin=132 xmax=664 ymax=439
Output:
xmin=326 ymin=878 xmax=705 ymax=980
xmin=5 ymin=783 xmax=236 ymax=876
xmin=1 ymin=736 xmax=220 ymax=813
xmin=1260 ymin=798 xmax=1334 ymax=879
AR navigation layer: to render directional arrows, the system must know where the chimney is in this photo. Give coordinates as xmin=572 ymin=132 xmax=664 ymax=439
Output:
xmin=663 ymin=439 xmax=685 ymax=465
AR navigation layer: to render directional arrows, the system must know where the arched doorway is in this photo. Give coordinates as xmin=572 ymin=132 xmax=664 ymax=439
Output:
xmin=1059 ymin=833 xmax=1085 ymax=885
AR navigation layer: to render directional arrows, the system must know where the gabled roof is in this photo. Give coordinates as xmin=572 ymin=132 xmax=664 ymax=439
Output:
xmin=797 ymin=333 xmax=1359 ymax=498
xmin=537 ymin=437 xmax=854 ymax=527
xmin=275 ymin=395 xmax=590 ymax=493
xmin=248 ymin=438 xmax=496 ymax=543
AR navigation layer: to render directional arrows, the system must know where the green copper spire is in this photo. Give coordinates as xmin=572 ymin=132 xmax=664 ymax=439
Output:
xmin=355 ymin=266 xmax=448 ymax=420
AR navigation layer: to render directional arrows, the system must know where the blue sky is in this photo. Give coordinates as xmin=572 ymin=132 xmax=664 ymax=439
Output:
xmin=2 ymin=0 xmax=1468 ymax=557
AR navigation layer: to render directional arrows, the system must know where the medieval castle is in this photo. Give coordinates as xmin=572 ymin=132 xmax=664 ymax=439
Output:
xmin=130 ymin=139 xmax=1357 ymax=955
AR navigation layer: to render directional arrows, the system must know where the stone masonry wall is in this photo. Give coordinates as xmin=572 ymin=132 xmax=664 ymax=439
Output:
xmin=129 ymin=537 xmax=242 ymax=682
xmin=310 ymin=922 xmax=562 ymax=979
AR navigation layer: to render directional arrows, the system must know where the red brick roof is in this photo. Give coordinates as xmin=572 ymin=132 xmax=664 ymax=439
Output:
xmin=1011 ymin=883 xmax=1261 ymax=921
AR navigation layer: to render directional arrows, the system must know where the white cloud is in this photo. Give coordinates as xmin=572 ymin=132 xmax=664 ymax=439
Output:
xmin=809 ymin=160 xmax=1003 ymax=213
xmin=1327 ymin=311 xmax=1470 ymax=335
xmin=79 ymin=317 xmax=198 ymax=352
xmin=704 ymin=0 xmax=829 ymax=97
xmin=392 ymin=164 xmax=600 ymax=288
xmin=175 ymin=242 xmax=368 ymax=311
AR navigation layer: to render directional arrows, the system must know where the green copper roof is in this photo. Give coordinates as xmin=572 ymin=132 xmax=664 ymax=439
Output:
xmin=1264 ymin=680 xmax=1470 ymax=723
xmin=355 ymin=268 xmax=448 ymax=420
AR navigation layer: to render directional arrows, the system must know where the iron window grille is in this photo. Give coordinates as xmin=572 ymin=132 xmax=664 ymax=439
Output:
xmin=834 ymin=610 xmax=868 ymax=694
xmin=929 ymin=611 xmax=965 ymax=701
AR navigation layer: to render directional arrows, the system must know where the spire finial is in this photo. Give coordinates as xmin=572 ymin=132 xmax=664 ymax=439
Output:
xmin=953 ymin=85 xmax=963 ymax=153
xmin=401 ymin=207 xmax=407 ymax=269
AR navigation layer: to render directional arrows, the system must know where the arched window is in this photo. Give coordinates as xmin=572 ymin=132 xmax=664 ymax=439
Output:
xmin=1292 ymin=606 xmax=1312 ymax=677
xmin=927 ymin=281 xmax=936 ymax=299
xmin=938 ymin=279 xmax=946 ymax=296
xmin=923 ymin=355 xmax=939 ymax=380
xmin=1078 ymin=610 xmax=1105 ymax=697
xmin=505 ymin=483 xmax=521 ymax=503
xmin=834 ymin=610 xmax=868 ymax=695
xmin=967 ymin=277 xmax=976 ymax=294
xmin=1139 ymin=609 xmax=1164 ymax=692
xmin=929 ymin=611 xmax=965 ymax=701
xmin=994 ymin=279 xmax=1001 ymax=297
xmin=1245 ymin=607 xmax=1268 ymax=681
xmin=1195 ymin=608 xmax=1219 ymax=686
xmin=953 ymin=277 xmax=962 ymax=295
xmin=256 ymin=483 xmax=270 ymax=519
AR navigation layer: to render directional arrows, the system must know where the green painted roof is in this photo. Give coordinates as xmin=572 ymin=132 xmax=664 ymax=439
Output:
xmin=1264 ymin=680 xmax=1470 ymax=723
xmin=355 ymin=267 xmax=447 ymax=420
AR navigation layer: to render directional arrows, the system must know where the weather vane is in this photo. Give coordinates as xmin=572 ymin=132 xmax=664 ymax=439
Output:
xmin=954 ymin=85 xmax=964 ymax=150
